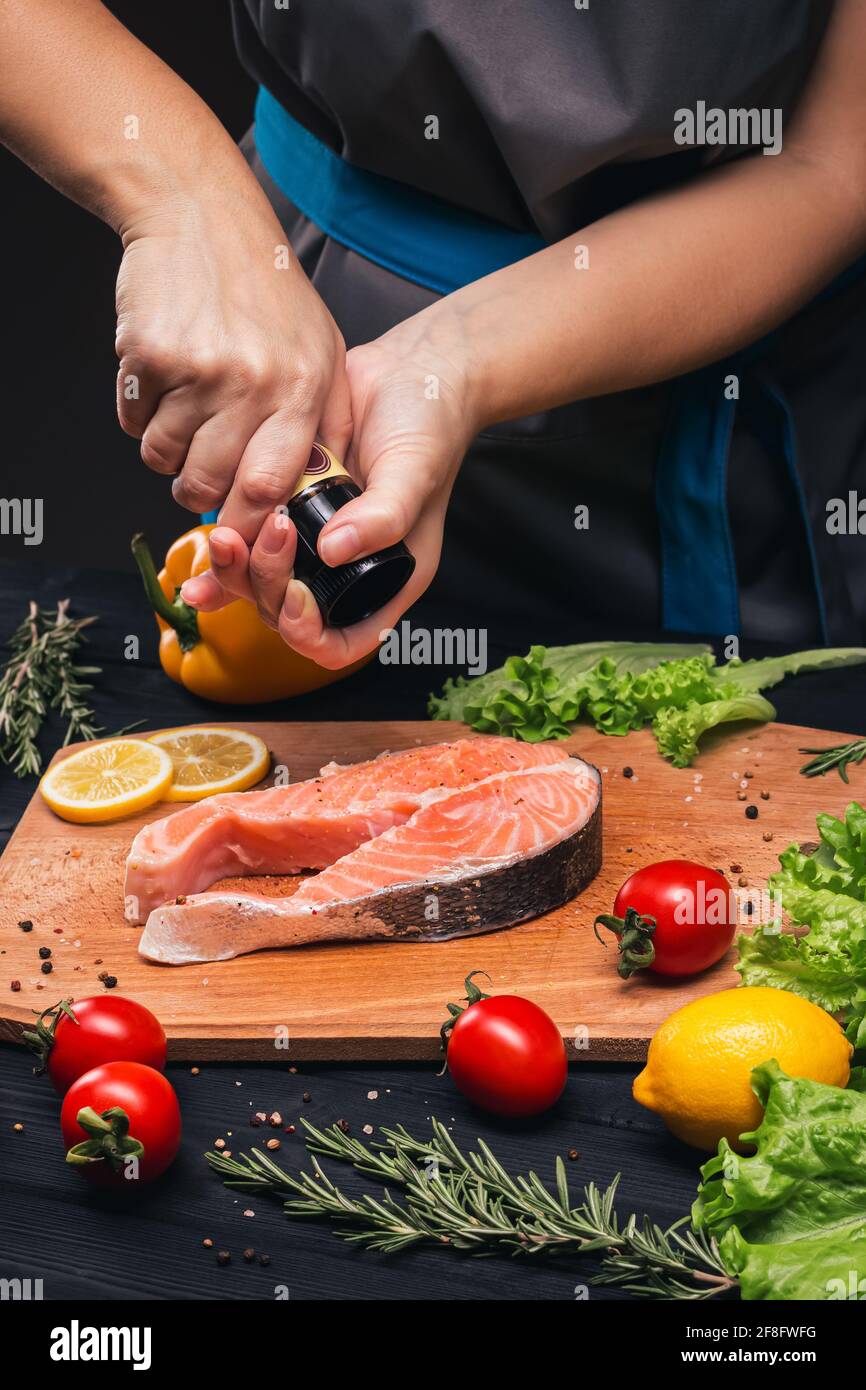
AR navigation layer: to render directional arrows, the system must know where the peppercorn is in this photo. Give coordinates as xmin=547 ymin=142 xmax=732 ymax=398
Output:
xmin=737 ymin=790 xmax=748 ymax=801
xmin=18 ymin=920 xmax=33 ymax=933
xmin=243 ymin=1248 xmax=256 ymax=1262
xmin=258 ymin=1253 xmax=271 ymax=1267
xmin=103 ymin=975 xmax=117 ymax=989
xmin=760 ymin=790 xmax=770 ymax=800
xmin=38 ymin=947 xmax=51 ymax=960
xmin=567 ymin=1149 xmax=579 ymax=1161
xmin=622 ymin=767 xmax=634 ymax=779
xmin=10 ymin=980 xmax=21 ymax=992
xmin=216 ymin=1250 xmax=231 ymax=1265
xmin=745 ymin=805 xmax=759 ymax=820
xmin=302 ymin=1092 xmax=312 ymax=1103
xmin=40 ymin=961 xmax=53 ymax=975
xmin=336 ymin=1119 xmax=350 ymax=1134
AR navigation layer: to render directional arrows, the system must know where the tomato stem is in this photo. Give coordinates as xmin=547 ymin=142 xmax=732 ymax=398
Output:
xmin=20 ymin=997 xmax=78 ymax=1076
xmin=65 ymin=1105 xmax=145 ymax=1171
xmin=437 ymin=970 xmax=492 ymax=1072
xmin=593 ymin=908 xmax=657 ymax=979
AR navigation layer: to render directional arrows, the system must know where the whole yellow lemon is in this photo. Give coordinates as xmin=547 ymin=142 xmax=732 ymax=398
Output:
xmin=633 ymin=986 xmax=852 ymax=1151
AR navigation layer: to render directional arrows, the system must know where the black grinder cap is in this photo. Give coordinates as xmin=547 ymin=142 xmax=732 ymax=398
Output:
xmin=288 ymin=446 xmax=415 ymax=627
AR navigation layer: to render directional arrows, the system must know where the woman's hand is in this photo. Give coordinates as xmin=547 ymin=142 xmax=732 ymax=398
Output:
xmin=116 ymin=189 xmax=352 ymax=542
xmin=181 ymin=303 xmax=481 ymax=667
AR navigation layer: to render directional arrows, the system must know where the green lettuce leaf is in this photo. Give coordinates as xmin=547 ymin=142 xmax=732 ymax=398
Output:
xmin=737 ymin=802 xmax=866 ymax=1038
xmin=713 ymin=647 xmax=866 ymax=694
xmin=652 ymin=693 xmax=776 ymax=768
xmin=693 ymin=1061 xmax=866 ymax=1300
xmin=429 ymin=641 xmax=866 ymax=766
xmin=428 ymin=641 xmax=711 ymax=729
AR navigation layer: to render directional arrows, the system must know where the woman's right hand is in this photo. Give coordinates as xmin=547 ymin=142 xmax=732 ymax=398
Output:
xmin=115 ymin=188 xmax=352 ymax=542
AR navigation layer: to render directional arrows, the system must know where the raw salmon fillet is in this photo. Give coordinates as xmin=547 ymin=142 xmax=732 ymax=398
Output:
xmin=138 ymin=757 xmax=602 ymax=964
xmin=124 ymin=737 xmax=566 ymax=922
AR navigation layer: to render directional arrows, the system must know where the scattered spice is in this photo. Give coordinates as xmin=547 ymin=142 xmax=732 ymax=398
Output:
xmin=268 ymin=1111 xmax=282 ymax=1127
xmin=13 ymin=1122 xmax=24 ymax=1133
xmin=40 ymin=961 xmax=53 ymax=975
xmin=258 ymin=1253 xmax=270 ymax=1267
xmin=622 ymin=766 xmax=634 ymax=779
xmin=216 ymin=1250 xmax=231 ymax=1266
xmin=266 ymin=1138 xmax=281 ymax=1151
xmin=763 ymin=831 xmax=774 ymax=842
xmin=214 ymin=1138 xmax=227 ymax=1151
xmin=302 ymin=1092 xmax=312 ymax=1104
xmin=737 ymin=790 xmax=748 ymax=802
xmin=11 ymin=980 xmax=21 ymax=992
xmin=243 ymin=1209 xmax=255 ymax=1218
xmin=760 ymin=790 xmax=771 ymax=800
xmin=18 ymin=920 xmax=33 ymax=933
xmin=336 ymin=1119 xmax=350 ymax=1134
xmin=190 ymin=1067 xmax=200 ymax=1076
xmin=738 ymin=876 xmax=748 ymax=888
xmin=202 ymin=1238 xmax=213 ymax=1248
xmin=243 ymin=1248 xmax=256 ymax=1263
xmin=730 ymin=863 xmax=743 ymax=874
xmin=568 ymin=1149 xmax=579 ymax=1161
xmin=284 ymin=1124 xmax=295 ymax=1135
xmin=102 ymin=975 xmax=117 ymax=989
xmin=38 ymin=946 xmax=51 ymax=960
xmin=745 ymin=805 xmax=759 ymax=820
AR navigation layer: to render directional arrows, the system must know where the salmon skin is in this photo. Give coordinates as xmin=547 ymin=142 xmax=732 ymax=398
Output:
xmin=124 ymin=737 xmax=566 ymax=923
xmin=138 ymin=756 xmax=602 ymax=964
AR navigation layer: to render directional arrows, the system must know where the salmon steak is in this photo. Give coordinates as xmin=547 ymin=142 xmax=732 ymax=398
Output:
xmin=125 ymin=736 xmax=568 ymax=922
xmin=136 ymin=748 xmax=603 ymax=965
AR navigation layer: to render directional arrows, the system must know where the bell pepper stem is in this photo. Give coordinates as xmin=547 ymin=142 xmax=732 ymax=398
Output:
xmin=131 ymin=532 xmax=200 ymax=652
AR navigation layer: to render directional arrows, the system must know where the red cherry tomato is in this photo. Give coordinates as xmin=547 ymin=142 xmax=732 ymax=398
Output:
xmin=596 ymin=859 xmax=735 ymax=978
xmin=444 ymin=975 xmax=567 ymax=1117
xmin=25 ymin=996 xmax=166 ymax=1094
xmin=61 ymin=1062 xmax=181 ymax=1186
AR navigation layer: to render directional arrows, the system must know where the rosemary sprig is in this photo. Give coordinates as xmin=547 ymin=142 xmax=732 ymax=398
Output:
xmin=206 ymin=1118 xmax=734 ymax=1297
xmin=0 ymin=600 xmax=101 ymax=777
xmin=799 ymin=738 xmax=866 ymax=782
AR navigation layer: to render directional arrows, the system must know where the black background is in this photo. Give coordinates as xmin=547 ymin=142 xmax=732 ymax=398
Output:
xmin=1 ymin=1 xmax=255 ymax=572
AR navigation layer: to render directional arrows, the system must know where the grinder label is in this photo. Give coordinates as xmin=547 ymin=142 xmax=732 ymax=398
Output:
xmin=290 ymin=443 xmax=350 ymax=499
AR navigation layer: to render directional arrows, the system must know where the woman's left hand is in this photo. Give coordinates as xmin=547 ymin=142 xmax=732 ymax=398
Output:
xmin=181 ymin=305 xmax=480 ymax=668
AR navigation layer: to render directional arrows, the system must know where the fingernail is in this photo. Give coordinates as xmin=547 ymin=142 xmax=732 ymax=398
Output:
xmin=282 ymin=580 xmax=307 ymax=621
xmin=180 ymin=578 xmax=208 ymax=606
xmin=209 ymin=535 xmax=232 ymax=566
xmin=261 ymin=516 xmax=287 ymax=555
xmin=320 ymin=524 xmax=360 ymax=566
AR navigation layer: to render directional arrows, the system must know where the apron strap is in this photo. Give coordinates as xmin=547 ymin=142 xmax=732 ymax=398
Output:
xmin=656 ymin=364 xmax=740 ymax=635
xmin=254 ymin=86 xmax=547 ymax=295
xmin=656 ymin=362 xmax=830 ymax=640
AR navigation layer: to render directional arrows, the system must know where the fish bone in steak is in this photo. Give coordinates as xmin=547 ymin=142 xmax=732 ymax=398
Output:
xmin=124 ymin=736 xmax=566 ymax=921
xmin=138 ymin=757 xmax=602 ymax=964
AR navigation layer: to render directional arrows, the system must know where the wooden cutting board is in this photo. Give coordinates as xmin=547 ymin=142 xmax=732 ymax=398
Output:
xmin=0 ymin=720 xmax=857 ymax=1061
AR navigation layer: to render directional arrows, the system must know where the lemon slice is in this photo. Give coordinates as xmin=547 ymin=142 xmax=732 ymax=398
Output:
xmin=147 ymin=726 xmax=270 ymax=801
xmin=40 ymin=738 xmax=174 ymax=823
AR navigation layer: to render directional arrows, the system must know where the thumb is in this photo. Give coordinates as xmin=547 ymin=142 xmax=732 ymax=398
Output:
xmin=317 ymin=443 xmax=440 ymax=566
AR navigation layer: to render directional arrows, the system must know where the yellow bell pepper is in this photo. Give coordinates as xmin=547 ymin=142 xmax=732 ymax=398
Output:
xmin=132 ymin=526 xmax=369 ymax=703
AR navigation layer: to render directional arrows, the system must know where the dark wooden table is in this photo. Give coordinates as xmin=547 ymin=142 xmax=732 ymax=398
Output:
xmin=2 ymin=559 xmax=864 ymax=1302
